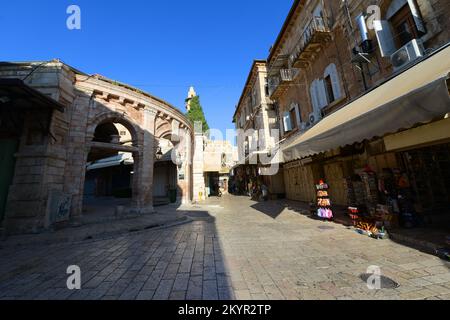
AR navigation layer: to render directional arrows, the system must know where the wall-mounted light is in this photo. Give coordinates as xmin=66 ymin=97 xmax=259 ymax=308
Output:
xmin=155 ymin=146 xmax=163 ymax=160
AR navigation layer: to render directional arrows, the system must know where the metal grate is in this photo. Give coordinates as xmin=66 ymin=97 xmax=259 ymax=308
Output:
xmin=359 ymin=274 xmax=400 ymax=289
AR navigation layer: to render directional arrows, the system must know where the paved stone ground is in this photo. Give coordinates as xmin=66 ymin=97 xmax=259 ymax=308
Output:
xmin=0 ymin=204 xmax=188 ymax=247
xmin=0 ymin=195 xmax=449 ymax=300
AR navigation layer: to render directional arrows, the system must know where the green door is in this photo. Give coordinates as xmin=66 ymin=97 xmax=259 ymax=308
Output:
xmin=0 ymin=139 xmax=18 ymax=223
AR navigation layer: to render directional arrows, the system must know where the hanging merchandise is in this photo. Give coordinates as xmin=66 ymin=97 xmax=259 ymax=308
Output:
xmin=316 ymin=180 xmax=333 ymax=220
xmin=360 ymin=170 xmax=379 ymax=214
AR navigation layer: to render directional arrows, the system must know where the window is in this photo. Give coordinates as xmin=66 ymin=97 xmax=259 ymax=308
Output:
xmin=251 ymin=89 xmax=256 ymax=106
xmin=390 ymin=4 xmax=419 ymax=48
xmin=323 ymin=63 xmax=342 ymax=103
xmin=375 ymin=0 xmax=426 ymax=57
xmin=313 ymin=3 xmax=323 ymax=19
xmin=289 ymin=108 xmax=298 ymax=130
xmin=120 ymin=131 xmax=127 ymax=136
xmin=288 ymin=102 xmax=301 ymax=131
xmin=324 ymin=75 xmax=335 ymax=103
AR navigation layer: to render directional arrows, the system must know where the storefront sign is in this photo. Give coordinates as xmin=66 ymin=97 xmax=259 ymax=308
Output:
xmin=384 ymin=118 xmax=450 ymax=152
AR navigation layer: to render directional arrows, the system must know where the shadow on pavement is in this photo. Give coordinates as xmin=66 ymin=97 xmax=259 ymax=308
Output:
xmin=0 ymin=208 xmax=235 ymax=300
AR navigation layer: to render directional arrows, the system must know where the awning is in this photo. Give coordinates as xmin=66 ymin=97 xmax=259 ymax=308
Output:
xmin=0 ymin=78 xmax=65 ymax=112
xmin=283 ymin=44 xmax=450 ymax=162
xmin=86 ymin=153 xmax=134 ymax=171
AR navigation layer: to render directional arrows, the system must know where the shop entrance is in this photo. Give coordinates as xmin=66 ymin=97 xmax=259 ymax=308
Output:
xmin=0 ymin=139 xmax=18 ymax=224
xmin=153 ymin=136 xmax=178 ymax=206
xmin=153 ymin=161 xmax=177 ymax=205
xmin=402 ymin=143 xmax=450 ymax=225
xmin=205 ymin=172 xmax=220 ymax=197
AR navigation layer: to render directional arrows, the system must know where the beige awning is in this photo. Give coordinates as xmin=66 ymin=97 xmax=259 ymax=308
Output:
xmin=282 ymin=44 xmax=450 ymax=162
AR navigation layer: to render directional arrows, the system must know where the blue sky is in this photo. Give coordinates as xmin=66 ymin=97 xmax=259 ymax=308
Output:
xmin=1 ymin=0 xmax=292 ymax=136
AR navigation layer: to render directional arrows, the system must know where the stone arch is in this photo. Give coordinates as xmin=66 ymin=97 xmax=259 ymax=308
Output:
xmin=78 ymin=110 xmax=152 ymax=219
xmin=86 ymin=111 xmax=142 ymax=145
xmin=155 ymin=118 xmax=172 ymax=140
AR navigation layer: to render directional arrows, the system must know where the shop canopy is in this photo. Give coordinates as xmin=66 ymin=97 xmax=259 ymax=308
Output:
xmin=282 ymin=44 xmax=450 ymax=162
xmin=86 ymin=153 xmax=134 ymax=171
xmin=0 ymin=78 xmax=65 ymax=112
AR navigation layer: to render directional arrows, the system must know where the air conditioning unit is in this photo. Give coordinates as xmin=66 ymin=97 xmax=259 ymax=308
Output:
xmin=308 ymin=111 xmax=322 ymax=126
xmin=391 ymin=39 xmax=425 ymax=72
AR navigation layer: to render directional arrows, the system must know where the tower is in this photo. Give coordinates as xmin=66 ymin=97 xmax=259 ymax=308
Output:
xmin=185 ymin=86 xmax=197 ymax=111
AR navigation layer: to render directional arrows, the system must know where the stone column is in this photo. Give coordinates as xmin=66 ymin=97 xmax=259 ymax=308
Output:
xmin=193 ymin=132 xmax=205 ymax=202
xmin=176 ymin=127 xmax=192 ymax=205
xmin=132 ymin=107 xmax=156 ymax=214
xmin=64 ymin=93 xmax=93 ymax=225
xmin=183 ymin=129 xmax=193 ymax=204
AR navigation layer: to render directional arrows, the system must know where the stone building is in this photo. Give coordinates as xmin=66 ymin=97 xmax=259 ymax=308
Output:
xmin=263 ymin=0 xmax=450 ymax=226
xmin=192 ymin=136 xmax=238 ymax=202
xmin=0 ymin=60 xmax=194 ymax=235
xmin=232 ymin=60 xmax=285 ymax=197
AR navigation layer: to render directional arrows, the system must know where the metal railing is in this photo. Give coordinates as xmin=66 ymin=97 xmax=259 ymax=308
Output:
xmin=289 ymin=15 xmax=331 ymax=67
xmin=268 ymin=68 xmax=299 ymax=96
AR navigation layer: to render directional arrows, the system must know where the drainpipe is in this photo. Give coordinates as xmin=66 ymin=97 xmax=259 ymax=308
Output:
xmin=342 ymin=0 xmax=368 ymax=92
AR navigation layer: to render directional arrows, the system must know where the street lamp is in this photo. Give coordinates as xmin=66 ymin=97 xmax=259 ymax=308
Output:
xmin=155 ymin=146 xmax=163 ymax=161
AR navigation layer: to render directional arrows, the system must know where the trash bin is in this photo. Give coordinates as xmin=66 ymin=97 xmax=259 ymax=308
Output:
xmin=169 ymin=189 xmax=177 ymax=203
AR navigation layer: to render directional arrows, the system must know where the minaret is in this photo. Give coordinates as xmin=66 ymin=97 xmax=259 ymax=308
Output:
xmin=185 ymin=86 xmax=197 ymax=111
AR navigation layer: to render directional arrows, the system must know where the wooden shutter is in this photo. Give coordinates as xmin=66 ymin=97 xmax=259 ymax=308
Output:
xmin=283 ymin=112 xmax=292 ymax=132
xmin=407 ymin=0 xmax=426 ymax=34
xmin=310 ymin=81 xmax=319 ymax=112
xmin=317 ymin=79 xmax=328 ymax=108
xmin=294 ymin=103 xmax=301 ymax=127
xmin=374 ymin=20 xmax=397 ymax=57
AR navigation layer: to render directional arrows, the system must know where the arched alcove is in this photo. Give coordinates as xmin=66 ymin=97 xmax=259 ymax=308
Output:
xmin=81 ymin=114 xmax=143 ymax=222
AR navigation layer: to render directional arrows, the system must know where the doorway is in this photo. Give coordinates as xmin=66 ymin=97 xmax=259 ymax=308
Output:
xmin=153 ymin=161 xmax=177 ymax=205
xmin=402 ymin=143 xmax=450 ymax=225
xmin=0 ymin=139 xmax=18 ymax=223
xmin=82 ymin=121 xmax=136 ymax=223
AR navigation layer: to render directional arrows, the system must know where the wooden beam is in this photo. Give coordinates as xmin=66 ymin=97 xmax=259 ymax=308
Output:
xmin=90 ymin=141 xmax=139 ymax=153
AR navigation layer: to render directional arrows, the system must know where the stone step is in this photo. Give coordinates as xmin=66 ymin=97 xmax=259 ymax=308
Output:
xmin=154 ymin=197 xmax=170 ymax=206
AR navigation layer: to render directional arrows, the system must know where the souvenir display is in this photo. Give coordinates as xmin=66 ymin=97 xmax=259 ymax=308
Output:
xmin=316 ymin=180 xmax=333 ymax=220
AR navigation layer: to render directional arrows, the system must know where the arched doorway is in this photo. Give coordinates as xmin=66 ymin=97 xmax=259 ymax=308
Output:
xmin=153 ymin=136 xmax=178 ymax=206
xmin=82 ymin=117 xmax=140 ymax=222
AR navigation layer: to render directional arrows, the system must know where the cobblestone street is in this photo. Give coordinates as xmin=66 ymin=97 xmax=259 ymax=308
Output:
xmin=1 ymin=196 xmax=449 ymax=300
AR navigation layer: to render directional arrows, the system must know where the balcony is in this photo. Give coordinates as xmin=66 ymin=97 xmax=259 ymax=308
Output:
xmin=289 ymin=16 xmax=333 ymax=68
xmin=268 ymin=68 xmax=300 ymax=99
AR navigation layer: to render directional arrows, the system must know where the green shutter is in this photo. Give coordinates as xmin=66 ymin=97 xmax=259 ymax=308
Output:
xmin=0 ymin=139 xmax=18 ymax=222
